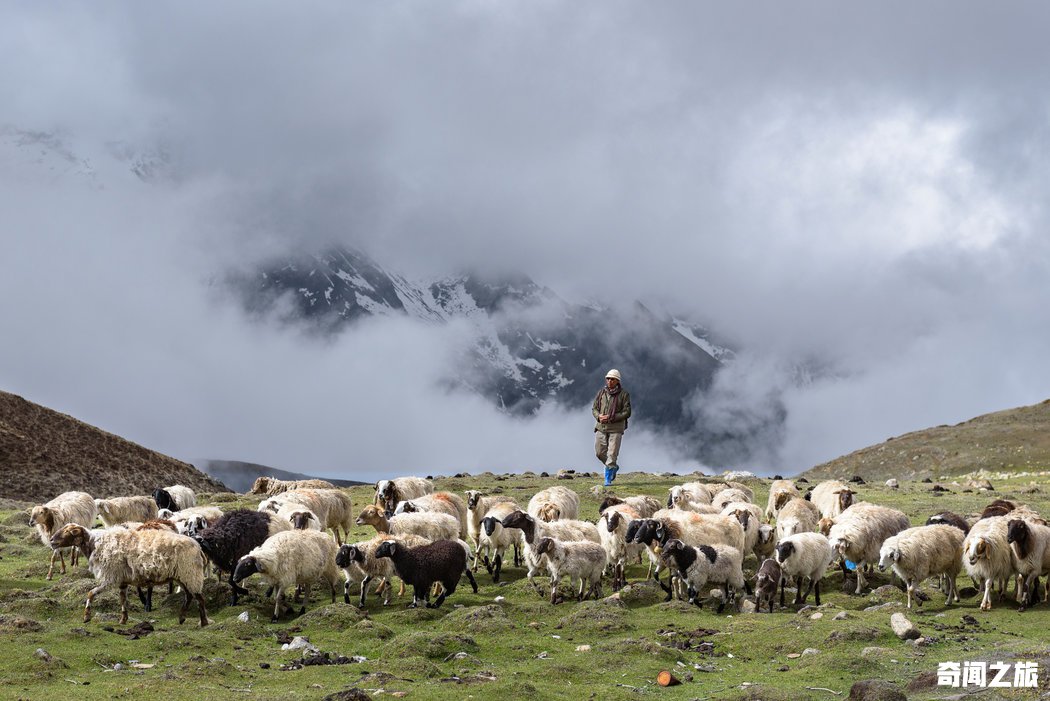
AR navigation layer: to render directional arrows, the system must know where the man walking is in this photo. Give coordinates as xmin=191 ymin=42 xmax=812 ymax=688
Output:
xmin=593 ymin=368 xmax=632 ymax=486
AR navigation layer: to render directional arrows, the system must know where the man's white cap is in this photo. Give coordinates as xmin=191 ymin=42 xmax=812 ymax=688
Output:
xmin=605 ymin=369 xmax=622 ymax=381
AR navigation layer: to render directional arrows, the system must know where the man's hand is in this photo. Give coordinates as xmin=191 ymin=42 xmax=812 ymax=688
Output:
xmin=599 ymin=414 xmax=610 ymax=422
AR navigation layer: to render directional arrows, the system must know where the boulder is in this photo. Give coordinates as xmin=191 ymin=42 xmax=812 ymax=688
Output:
xmin=890 ymin=612 xmax=920 ymax=640
xmin=885 ymin=479 xmax=899 ymax=489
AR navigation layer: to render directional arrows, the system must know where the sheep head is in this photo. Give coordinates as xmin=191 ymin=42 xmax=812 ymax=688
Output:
xmin=465 ymin=490 xmax=482 ymax=510
xmin=30 ymin=506 xmax=55 ymax=532
xmin=290 ymin=511 xmax=316 ymax=530
xmin=774 ymin=491 xmax=794 ymax=512
xmin=829 ymin=536 xmax=850 ymax=556
xmin=232 ymin=556 xmax=261 ymax=583
xmin=732 ymin=509 xmax=751 ymax=530
xmin=374 ymin=540 xmax=399 ymax=560
xmin=335 ymin=544 xmax=360 ymax=568
xmin=481 ymin=516 xmax=500 ymax=537
xmin=774 ymin=540 xmax=795 ymax=565
xmin=534 ymin=537 xmax=555 ymax=556
xmin=500 ymin=510 xmax=532 ymax=541
xmin=817 ymin=517 xmax=835 ymax=536
xmin=836 ymin=489 xmax=856 ymax=513
xmin=877 ymin=543 xmax=900 ymax=571
xmin=50 ymin=524 xmax=87 ymax=548
xmin=605 ymin=511 xmax=622 ymax=532
xmin=536 ymin=503 xmax=561 ymax=522
xmin=969 ymin=537 xmax=988 ymax=565
xmin=598 ymin=496 xmax=623 ymax=514
xmin=356 ymin=505 xmax=386 ymax=529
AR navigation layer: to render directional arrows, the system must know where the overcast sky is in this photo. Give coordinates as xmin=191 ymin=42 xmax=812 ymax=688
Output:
xmin=3 ymin=3 xmax=1050 ymax=480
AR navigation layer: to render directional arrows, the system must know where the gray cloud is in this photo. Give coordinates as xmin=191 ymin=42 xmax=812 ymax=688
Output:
xmin=3 ymin=3 xmax=1050 ymax=477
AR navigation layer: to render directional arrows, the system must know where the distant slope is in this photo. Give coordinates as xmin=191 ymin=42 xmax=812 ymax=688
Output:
xmin=0 ymin=390 xmax=230 ymax=503
xmin=200 ymin=459 xmax=368 ymax=494
xmin=802 ymin=399 xmax=1050 ymax=481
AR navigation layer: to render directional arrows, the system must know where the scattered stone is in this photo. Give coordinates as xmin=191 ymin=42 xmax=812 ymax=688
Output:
xmin=738 ymin=600 xmax=756 ymax=614
xmin=536 ymin=651 xmax=549 ymax=659
xmin=847 ymin=679 xmax=906 ymax=701
xmin=861 ymin=647 xmax=891 ymax=658
xmin=907 ymin=671 xmax=938 ymax=692
xmin=528 ymin=621 xmax=541 ymax=629
xmin=796 ymin=478 xmax=809 ymax=484
xmin=890 ymin=613 xmax=920 ymax=641
xmin=863 ymin=602 xmax=901 ymax=612
xmin=33 ymin=648 xmax=52 ymax=662
xmin=967 ymin=479 xmax=994 ymax=491
xmin=957 ymin=587 xmax=978 ymax=599
xmin=885 ymin=479 xmax=899 ymax=489
xmin=809 ymin=612 xmax=823 ymax=620
xmin=539 ymin=472 xmax=549 ymax=478
xmin=833 ymin=611 xmax=850 ymax=621
xmin=850 ymin=476 xmax=866 ymax=484
xmin=237 ymin=611 xmax=250 ymax=623
xmin=556 ymin=470 xmax=574 ymax=480
xmin=921 ymin=477 xmax=933 ymax=483
xmin=723 ymin=470 xmax=755 ymax=480
xmin=575 ymin=645 xmax=591 ymax=652
xmin=589 ymin=486 xmax=606 ymax=497
xmin=930 ymin=484 xmax=950 ymax=493
xmin=321 ymin=689 xmax=372 ymax=701
xmin=494 ymin=596 xmax=505 ymax=603
xmin=869 ymin=585 xmax=903 ymax=603
xmin=282 ymin=636 xmax=319 ymax=654
xmin=113 ymin=663 xmax=124 ymax=671
xmin=777 ymin=665 xmax=789 ymax=671
xmin=802 ymin=648 xmax=819 ymax=656
xmin=443 ymin=652 xmax=473 ymax=662
xmin=259 ymin=663 xmax=270 ymax=669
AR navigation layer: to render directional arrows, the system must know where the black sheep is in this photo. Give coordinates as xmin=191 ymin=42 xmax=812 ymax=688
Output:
xmin=193 ymin=509 xmax=278 ymax=606
xmin=754 ymin=558 xmax=782 ymax=613
xmin=375 ymin=539 xmax=478 ymax=608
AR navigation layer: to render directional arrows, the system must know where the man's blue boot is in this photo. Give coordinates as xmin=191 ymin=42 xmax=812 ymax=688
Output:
xmin=604 ymin=467 xmax=613 ymax=487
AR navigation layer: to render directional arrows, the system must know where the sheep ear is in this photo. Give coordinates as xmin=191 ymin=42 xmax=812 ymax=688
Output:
xmin=893 ymin=549 xmax=901 ymax=562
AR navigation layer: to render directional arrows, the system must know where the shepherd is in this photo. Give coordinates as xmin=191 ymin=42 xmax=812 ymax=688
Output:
xmin=592 ymin=368 xmax=632 ymax=486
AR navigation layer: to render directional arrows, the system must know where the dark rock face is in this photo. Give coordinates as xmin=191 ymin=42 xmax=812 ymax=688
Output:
xmin=848 ymin=680 xmax=907 ymax=701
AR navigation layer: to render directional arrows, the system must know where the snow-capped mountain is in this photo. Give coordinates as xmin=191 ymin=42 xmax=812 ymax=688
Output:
xmin=232 ymin=245 xmax=762 ymax=462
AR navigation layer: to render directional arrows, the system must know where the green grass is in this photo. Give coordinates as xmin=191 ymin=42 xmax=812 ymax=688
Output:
xmin=2 ymin=471 xmax=1049 ymax=700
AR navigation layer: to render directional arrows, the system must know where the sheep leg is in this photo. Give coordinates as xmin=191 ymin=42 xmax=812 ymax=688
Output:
xmin=299 ymin=583 xmax=311 ymax=615
xmin=550 ymin=578 xmax=559 ymax=605
xmin=70 ymin=546 xmax=79 ymax=569
xmin=813 ymin=578 xmax=821 ymax=606
xmin=430 ymin=582 xmax=451 ymax=609
xmin=483 ymin=554 xmax=493 ymax=574
xmin=84 ymin=583 xmax=106 ymax=623
xmin=228 ymin=572 xmax=249 ymax=606
xmin=492 ymin=553 xmax=502 ymax=583
xmin=743 ymin=578 xmax=753 ymax=596
xmin=514 ymin=542 xmax=522 ymax=567
xmin=409 ymin=585 xmax=422 ymax=608
xmin=119 ymin=585 xmax=130 ymax=625
xmin=272 ymin=587 xmax=284 ymax=623
xmin=793 ymin=575 xmax=804 ymax=605
xmin=779 ymin=575 xmax=785 ymax=608
xmin=981 ymin=578 xmax=993 ymax=611
xmin=47 ymin=549 xmax=59 ymax=580
xmin=359 ymin=575 xmax=372 ymax=607
xmin=464 ymin=567 xmax=479 ymax=593
xmin=854 ymin=563 xmax=866 ymax=595
xmin=195 ymin=593 xmax=209 ymax=627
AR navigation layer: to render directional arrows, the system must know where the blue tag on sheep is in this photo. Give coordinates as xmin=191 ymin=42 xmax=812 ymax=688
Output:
xmin=844 ymin=559 xmax=857 ymax=571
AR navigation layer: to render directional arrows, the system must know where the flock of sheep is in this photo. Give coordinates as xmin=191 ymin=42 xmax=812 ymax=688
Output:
xmin=22 ymin=474 xmax=1050 ymax=629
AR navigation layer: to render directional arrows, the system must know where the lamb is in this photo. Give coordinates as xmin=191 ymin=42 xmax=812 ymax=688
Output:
xmin=356 ymin=504 xmax=460 ymax=542
xmin=500 ymin=510 xmax=600 ymax=591
xmin=877 ymin=525 xmax=965 ymax=609
xmin=335 ymin=533 xmax=429 ymax=607
xmin=95 ymin=495 xmax=159 ymax=527
xmin=774 ymin=496 xmax=821 ymax=540
xmin=465 ymin=490 xmax=520 ymax=566
xmin=152 ymin=485 xmax=196 ymax=512
xmin=826 ymin=501 xmax=910 ymax=594
xmin=50 ymin=523 xmax=209 ymax=626
xmin=765 ymin=480 xmax=800 ymax=522
xmin=374 ymin=477 xmax=435 ymax=515
xmin=721 ymin=502 xmax=764 ymax=559
xmin=712 ymin=488 xmax=753 ymax=512
xmin=30 ymin=491 xmax=97 ymax=580
xmin=754 ymin=558 xmax=783 ymax=613
xmin=1006 ymin=518 xmax=1050 ymax=610
xmin=478 ymin=502 xmax=525 ymax=582
xmin=394 ymin=491 xmax=469 ymax=538
xmin=926 ymin=511 xmax=972 ymax=535
xmin=810 ymin=480 xmax=856 ymax=519
xmin=964 ymin=516 xmax=1014 ymax=611
xmin=534 ymin=537 xmax=607 ymax=604
xmin=598 ymin=504 xmax=645 ymax=590
xmin=528 ymin=485 xmax=580 ymax=522
xmin=754 ymin=524 xmax=778 ymax=562
xmin=276 ymin=503 xmax=322 ymax=531
xmin=659 ymin=539 xmax=747 ymax=612
xmin=775 ymin=532 xmax=835 ymax=607
xmin=375 ymin=538 xmax=479 ymax=608
xmin=598 ymin=494 xmax=662 ymax=518
xmin=193 ymin=509 xmax=291 ymax=605
xmin=232 ymin=529 xmax=342 ymax=622
xmin=248 ymin=476 xmax=336 ymax=496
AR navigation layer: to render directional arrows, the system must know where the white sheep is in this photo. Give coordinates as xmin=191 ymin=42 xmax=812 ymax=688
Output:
xmin=598 ymin=504 xmax=645 ymax=590
xmin=394 ymin=491 xmax=469 ymax=538
xmin=248 ymin=476 xmax=337 ymax=496
xmin=877 ymin=524 xmax=965 ymax=609
xmin=152 ymin=485 xmax=196 ymax=512
xmin=765 ymin=480 xmax=800 ymax=521
xmin=275 ymin=503 xmax=323 ymax=531
xmin=667 ymin=482 xmax=717 ymax=508
xmin=465 ymin=491 xmax=521 ymax=566
xmin=1006 ymin=518 xmax=1050 ymax=610
xmin=158 ymin=506 xmax=224 ymax=536
xmin=49 ymin=523 xmax=210 ymax=626
xmin=775 ymin=531 xmax=835 ymax=607
xmin=534 ymin=537 xmax=607 ymax=604
xmin=775 ymin=496 xmax=822 ymax=541
xmin=660 ymin=539 xmax=747 ymax=612
xmin=259 ymin=488 xmax=354 ymax=543
xmin=232 ymin=529 xmax=341 ymax=622
xmin=95 ymin=495 xmax=159 ymax=527
xmin=476 ymin=502 xmax=525 ymax=582
xmin=355 ymin=504 xmax=460 ymax=542
xmin=30 ymin=491 xmax=97 ymax=580
xmin=810 ymin=480 xmax=857 ymax=519
xmin=827 ymin=501 xmax=909 ymax=594
xmin=374 ymin=477 xmax=435 ymax=514
xmin=627 ymin=511 xmax=745 ymax=595
xmin=500 ymin=510 xmax=600 ymax=592
xmin=964 ymin=516 xmax=1014 ymax=611
xmin=527 ymin=486 xmax=580 ymax=522
xmin=721 ymin=502 xmax=763 ymax=559
xmin=669 ymin=498 xmax=720 ymax=515
xmin=598 ymin=494 xmax=662 ymax=518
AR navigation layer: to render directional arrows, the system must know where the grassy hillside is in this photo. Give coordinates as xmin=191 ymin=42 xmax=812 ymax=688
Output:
xmin=0 ymin=391 xmax=230 ymax=502
xmin=802 ymin=399 xmax=1050 ymax=482
xmin=1 ymin=472 xmax=1048 ymax=700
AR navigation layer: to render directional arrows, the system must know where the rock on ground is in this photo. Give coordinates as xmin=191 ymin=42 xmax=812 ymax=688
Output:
xmin=890 ymin=612 xmax=920 ymax=640
xmin=848 ymin=680 xmax=906 ymax=701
